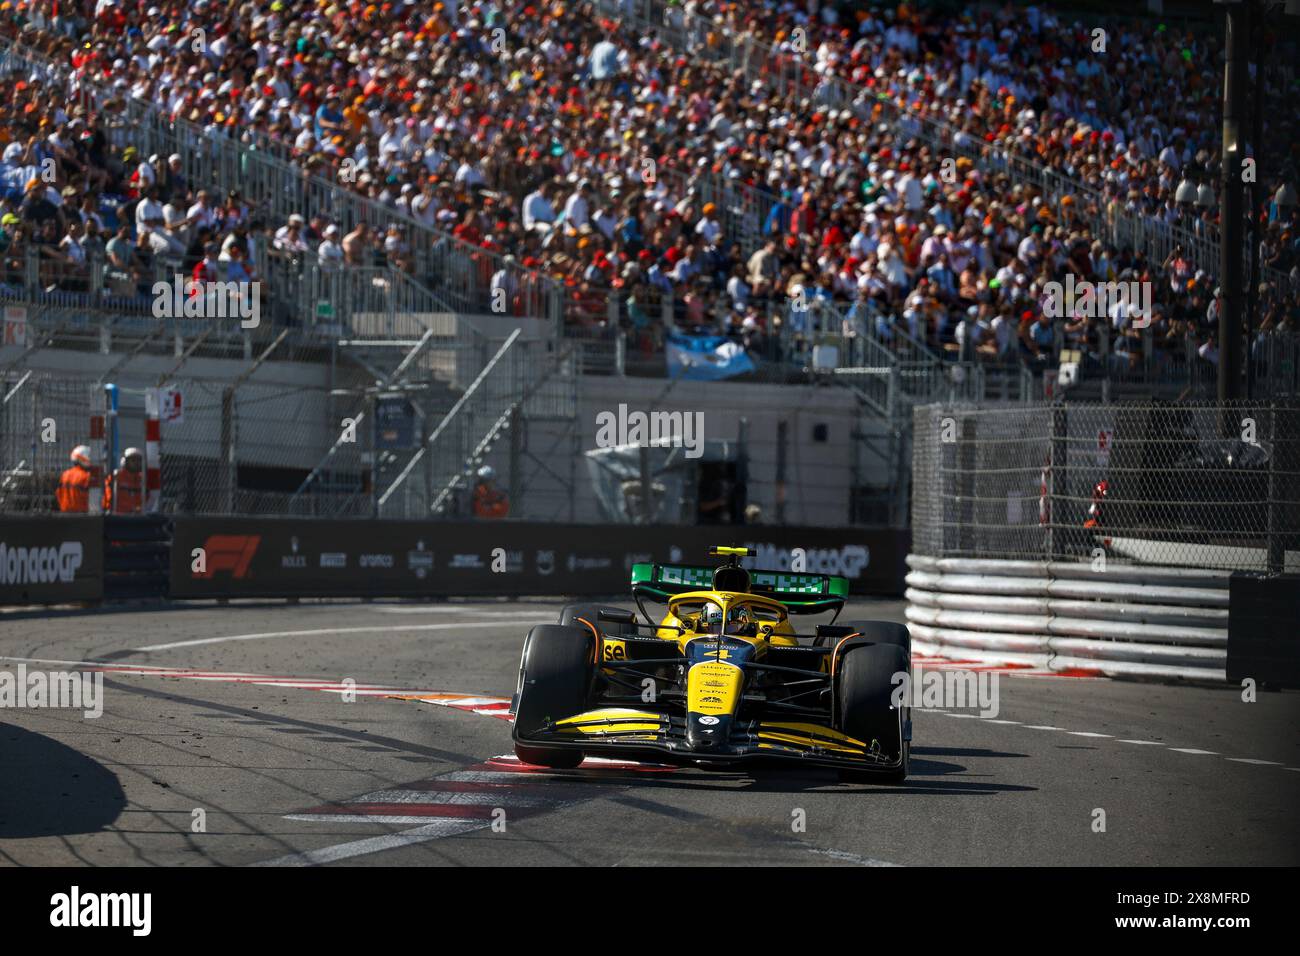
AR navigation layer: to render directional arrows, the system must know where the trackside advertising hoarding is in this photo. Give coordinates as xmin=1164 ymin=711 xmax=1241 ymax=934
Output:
xmin=169 ymin=519 xmax=908 ymax=599
xmin=1227 ymin=572 xmax=1300 ymax=689
xmin=0 ymin=517 xmax=103 ymax=604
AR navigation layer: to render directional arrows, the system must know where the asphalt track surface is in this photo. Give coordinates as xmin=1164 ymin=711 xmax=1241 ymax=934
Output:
xmin=1 ymin=597 xmax=1297 ymax=867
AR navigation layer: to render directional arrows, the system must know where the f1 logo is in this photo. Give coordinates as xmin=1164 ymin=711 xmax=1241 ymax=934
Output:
xmin=194 ymin=534 xmax=260 ymax=578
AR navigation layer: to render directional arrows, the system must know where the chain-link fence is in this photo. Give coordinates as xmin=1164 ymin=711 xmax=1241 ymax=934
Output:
xmin=1 ymin=330 xmax=580 ymax=519
xmin=912 ymin=401 xmax=1300 ymax=572
xmin=0 ymin=375 xmax=101 ymax=513
xmin=0 ymin=372 xmax=370 ymax=516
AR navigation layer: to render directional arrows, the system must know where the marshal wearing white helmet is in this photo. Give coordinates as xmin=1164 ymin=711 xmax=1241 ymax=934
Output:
xmin=472 ymin=464 xmax=508 ymax=518
xmin=105 ymin=447 xmax=145 ymax=514
xmin=56 ymin=445 xmax=96 ymax=513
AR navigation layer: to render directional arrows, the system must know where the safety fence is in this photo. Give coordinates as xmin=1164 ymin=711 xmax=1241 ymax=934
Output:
xmin=374 ymin=330 xmax=574 ymax=520
xmin=912 ymin=401 xmax=1300 ymax=571
xmin=2 ymin=243 xmax=470 ymax=357
xmin=904 ymin=555 xmax=1232 ymax=680
xmin=0 ymin=375 xmax=98 ymax=514
xmin=1059 ymin=326 xmax=1300 ymax=402
xmin=0 ymin=327 xmax=578 ymax=520
xmin=0 ymin=371 xmax=362 ymax=516
xmin=906 ymin=400 xmax=1300 ymax=680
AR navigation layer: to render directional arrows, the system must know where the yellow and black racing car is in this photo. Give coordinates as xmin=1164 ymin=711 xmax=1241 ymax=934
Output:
xmin=511 ymin=547 xmax=911 ymax=782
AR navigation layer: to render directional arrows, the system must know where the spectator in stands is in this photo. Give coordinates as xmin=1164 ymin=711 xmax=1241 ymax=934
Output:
xmin=384 ymin=225 xmax=413 ymax=273
xmin=317 ymin=224 xmax=343 ymax=270
xmin=104 ymin=221 xmax=137 ymax=294
xmin=193 ymin=243 xmax=222 ymax=287
xmin=159 ymin=155 xmax=188 ymax=204
xmin=342 ymin=222 xmax=371 ymax=268
xmin=20 ymin=177 xmax=61 ymax=233
xmin=59 ymin=219 xmax=86 ymax=267
xmin=273 ymin=214 xmax=309 ymax=255
xmin=147 ymin=206 xmax=186 ymax=258
xmin=1 ymin=0 xmax=1293 ymax=385
xmin=224 ymin=242 xmax=254 ymax=284
xmin=133 ymin=183 xmax=165 ymax=237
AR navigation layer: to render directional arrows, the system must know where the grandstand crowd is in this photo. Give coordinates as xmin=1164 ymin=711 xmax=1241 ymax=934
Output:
xmin=1 ymin=0 xmax=1296 ymax=380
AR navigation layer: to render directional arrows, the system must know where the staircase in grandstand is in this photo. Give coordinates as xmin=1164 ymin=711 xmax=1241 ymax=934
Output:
xmin=375 ymin=330 xmax=579 ymax=519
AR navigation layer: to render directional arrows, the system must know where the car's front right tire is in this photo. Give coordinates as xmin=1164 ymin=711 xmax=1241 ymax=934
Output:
xmin=513 ymin=624 xmax=594 ymax=769
xmin=834 ymin=642 xmax=910 ymax=784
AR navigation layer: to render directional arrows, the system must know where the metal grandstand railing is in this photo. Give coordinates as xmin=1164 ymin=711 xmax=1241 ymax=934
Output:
xmin=598 ymin=0 xmax=1295 ymax=296
xmin=1 ymin=245 xmax=470 ymax=367
xmin=654 ymin=165 xmax=779 ymax=257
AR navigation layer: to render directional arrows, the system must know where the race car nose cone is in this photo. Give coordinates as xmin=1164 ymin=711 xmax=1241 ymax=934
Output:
xmin=686 ymin=713 xmax=726 ymax=751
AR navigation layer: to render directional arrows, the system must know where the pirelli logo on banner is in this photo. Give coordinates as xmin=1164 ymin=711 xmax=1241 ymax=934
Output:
xmin=194 ymin=535 xmax=261 ymax=579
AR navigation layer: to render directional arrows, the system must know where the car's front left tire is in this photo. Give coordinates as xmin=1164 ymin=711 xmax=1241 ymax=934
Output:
xmin=513 ymin=624 xmax=594 ymax=769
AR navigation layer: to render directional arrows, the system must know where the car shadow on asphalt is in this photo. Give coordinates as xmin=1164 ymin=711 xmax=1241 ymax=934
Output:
xmin=0 ymin=722 xmax=126 ymax=840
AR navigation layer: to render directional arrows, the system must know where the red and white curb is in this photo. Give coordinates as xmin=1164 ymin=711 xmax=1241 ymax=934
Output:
xmin=0 ymin=656 xmax=513 ymax=711
xmin=390 ymin=691 xmax=513 ymax=720
xmin=258 ymin=755 xmax=676 ymax=866
xmin=911 ymin=653 xmax=1103 ymax=679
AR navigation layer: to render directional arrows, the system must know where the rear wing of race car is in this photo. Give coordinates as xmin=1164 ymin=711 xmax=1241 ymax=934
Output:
xmin=630 ymin=562 xmax=848 ymax=614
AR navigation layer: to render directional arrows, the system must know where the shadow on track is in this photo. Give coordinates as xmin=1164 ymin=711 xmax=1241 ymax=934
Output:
xmin=0 ymin=723 xmax=125 ymax=838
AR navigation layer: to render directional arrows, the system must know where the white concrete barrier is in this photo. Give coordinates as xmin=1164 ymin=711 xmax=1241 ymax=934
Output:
xmin=905 ymin=555 xmax=1230 ymax=681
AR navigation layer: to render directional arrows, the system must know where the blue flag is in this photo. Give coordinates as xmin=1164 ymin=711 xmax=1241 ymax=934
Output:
xmin=665 ymin=334 xmax=756 ymax=381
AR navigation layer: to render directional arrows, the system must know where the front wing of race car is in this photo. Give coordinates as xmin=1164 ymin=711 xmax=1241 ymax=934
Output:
xmin=513 ymin=706 xmax=907 ymax=772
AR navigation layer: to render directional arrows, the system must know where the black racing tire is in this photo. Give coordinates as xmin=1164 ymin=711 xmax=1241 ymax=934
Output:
xmin=559 ymin=603 xmax=636 ymax=637
xmin=513 ymin=624 xmax=594 ymax=769
xmin=514 ymin=744 xmax=585 ymax=769
xmin=835 ymin=642 xmax=910 ymax=784
xmin=840 ymin=620 xmax=911 ymax=656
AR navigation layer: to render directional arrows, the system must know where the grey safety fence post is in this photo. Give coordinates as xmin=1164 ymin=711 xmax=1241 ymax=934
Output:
xmin=220 ymin=387 xmax=235 ymax=514
xmin=957 ymin=409 xmax=977 ymax=559
xmin=509 ymin=404 xmax=523 ymax=518
xmin=1048 ymin=402 xmax=1068 ymax=561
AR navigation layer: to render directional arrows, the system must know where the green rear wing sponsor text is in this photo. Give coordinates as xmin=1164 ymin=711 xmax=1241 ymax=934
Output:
xmin=630 ymin=563 xmax=848 ymax=612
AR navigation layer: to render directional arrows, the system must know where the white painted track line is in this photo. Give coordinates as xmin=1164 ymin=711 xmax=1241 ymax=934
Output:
xmin=137 ymin=620 xmax=531 ymax=651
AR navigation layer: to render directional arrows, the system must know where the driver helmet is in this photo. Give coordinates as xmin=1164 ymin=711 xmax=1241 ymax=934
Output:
xmin=727 ymin=605 xmax=750 ymax=631
xmin=700 ymin=602 xmax=723 ymax=633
